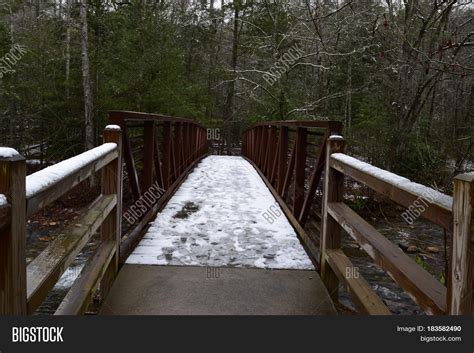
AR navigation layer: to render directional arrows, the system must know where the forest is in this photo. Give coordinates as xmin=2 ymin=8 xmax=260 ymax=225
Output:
xmin=0 ymin=0 xmax=473 ymax=189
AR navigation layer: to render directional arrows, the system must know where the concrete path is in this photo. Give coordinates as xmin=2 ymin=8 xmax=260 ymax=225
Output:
xmin=101 ymin=265 xmax=336 ymax=315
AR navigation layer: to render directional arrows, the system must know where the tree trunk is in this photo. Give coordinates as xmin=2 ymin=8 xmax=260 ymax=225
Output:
xmin=65 ymin=0 xmax=71 ymax=100
xmin=222 ymin=3 xmax=239 ymax=155
xmin=80 ymin=0 xmax=94 ymax=152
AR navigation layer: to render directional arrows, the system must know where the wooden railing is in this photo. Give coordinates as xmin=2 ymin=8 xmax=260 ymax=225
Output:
xmin=320 ymin=135 xmax=473 ymax=315
xmin=108 ymin=111 xmax=208 ymax=261
xmin=242 ymin=124 xmax=473 ymax=315
xmin=241 ymin=120 xmax=342 ymax=266
xmin=0 ymin=125 xmax=122 ymax=315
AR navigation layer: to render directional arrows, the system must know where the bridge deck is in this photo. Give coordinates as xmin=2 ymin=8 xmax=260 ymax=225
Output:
xmin=101 ymin=265 xmax=336 ymax=315
xmin=102 ymin=156 xmax=336 ymax=314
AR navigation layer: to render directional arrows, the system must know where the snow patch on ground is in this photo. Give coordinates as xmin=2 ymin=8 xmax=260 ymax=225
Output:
xmin=127 ymin=155 xmax=313 ymax=270
xmin=26 ymin=143 xmax=117 ymax=198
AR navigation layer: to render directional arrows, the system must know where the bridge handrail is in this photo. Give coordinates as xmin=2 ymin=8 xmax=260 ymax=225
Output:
xmin=108 ymin=110 xmax=206 ymax=128
xmin=242 ymin=120 xmax=342 ymax=223
xmin=321 ymin=135 xmax=473 ymax=315
xmin=243 ymin=120 xmax=343 ymax=132
xmin=330 ymin=152 xmax=452 ymax=230
xmin=241 ymin=120 xmax=343 ymax=268
xmin=0 ymin=125 xmax=123 ymax=315
xmin=109 ymin=111 xmax=208 ymax=261
xmin=25 ymin=142 xmax=118 ymax=217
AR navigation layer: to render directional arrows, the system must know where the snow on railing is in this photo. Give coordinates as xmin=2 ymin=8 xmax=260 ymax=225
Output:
xmin=0 ymin=147 xmax=20 ymax=159
xmin=0 ymin=148 xmax=20 ymax=209
xmin=105 ymin=124 xmax=121 ymax=130
xmin=26 ymin=143 xmax=117 ymax=199
xmin=331 ymin=153 xmax=452 ymax=211
xmin=0 ymin=194 xmax=7 ymax=208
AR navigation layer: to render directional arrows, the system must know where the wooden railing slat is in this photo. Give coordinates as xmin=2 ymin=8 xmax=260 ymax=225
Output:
xmin=277 ymin=126 xmax=288 ymax=194
xmin=327 ymin=201 xmax=447 ymax=314
xmin=55 ymin=241 xmax=116 ymax=315
xmin=26 ymin=194 xmax=117 ymax=314
xmin=299 ymin=129 xmax=333 ymax=226
xmin=325 ymin=249 xmax=391 ymax=315
xmin=282 ymin=141 xmax=296 ymax=198
xmin=293 ymin=127 xmax=307 ymax=217
xmin=142 ymin=121 xmax=155 ymax=191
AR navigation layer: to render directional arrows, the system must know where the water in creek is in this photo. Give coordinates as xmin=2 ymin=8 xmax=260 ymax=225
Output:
xmin=339 ymin=217 xmax=447 ymax=315
xmin=27 ymin=222 xmax=99 ymax=315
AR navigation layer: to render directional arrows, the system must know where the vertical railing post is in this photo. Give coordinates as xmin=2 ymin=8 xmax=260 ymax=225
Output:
xmin=261 ymin=126 xmax=269 ymax=171
xmin=267 ymin=126 xmax=277 ymax=179
xmin=109 ymin=112 xmax=140 ymax=200
xmin=102 ymin=125 xmax=123 ymax=273
xmin=196 ymin=127 xmax=201 ymax=157
xmin=249 ymin=129 xmax=254 ymax=161
xmin=162 ymin=122 xmax=171 ymax=189
xmin=191 ymin=125 xmax=196 ymax=161
xmin=142 ymin=120 xmax=155 ymax=192
xmin=259 ymin=126 xmax=264 ymax=167
xmin=153 ymin=138 xmax=163 ymax=190
xmin=277 ymin=126 xmax=288 ymax=195
xmin=194 ymin=127 xmax=199 ymax=157
xmin=183 ymin=123 xmax=189 ymax=167
xmin=448 ymin=172 xmax=474 ymax=314
xmin=174 ymin=122 xmax=182 ymax=175
xmin=0 ymin=149 xmax=27 ymax=314
xmin=293 ymin=127 xmax=307 ymax=217
xmin=257 ymin=126 xmax=263 ymax=167
xmin=320 ymin=135 xmax=345 ymax=301
xmin=250 ymin=129 xmax=255 ymax=161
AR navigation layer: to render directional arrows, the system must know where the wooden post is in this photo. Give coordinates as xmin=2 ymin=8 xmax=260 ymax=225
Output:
xmin=109 ymin=112 xmax=140 ymax=200
xmin=448 ymin=172 xmax=474 ymax=314
xmin=153 ymin=138 xmax=163 ymax=190
xmin=299 ymin=129 xmax=332 ymax=226
xmin=293 ymin=127 xmax=307 ymax=217
xmin=183 ymin=123 xmax=189 ymax=167
xmin=142 ymin=121 xmax=155 ymax=192
xmin=162 ymin=122 xmax=171 ymax=189
xmin=102 ymin=126 xmax=123 ymax=272
xmin=251 ymin=129 xmax=256 ymax=161
xmin=267 ymin=126 xmax=277 ymax=179
xmin=0 ymin=149 xmax=27 ymax=314
xmin=190 ymin=125 xmax=196 ymax=161
xmin=320 ymin=135 xmax=345 ymax=301
xmin=262 ymin=126 xmax=270 ymax=174
xmin=256 ymin=127 xmax=262 ymax=167
xmin=252 ymin=129 xmax=257 ymax=161
xmin=277 ymin=126 xmax=288 ymax=194
xmin=282 ymin=143 xmax=296 ymax=198
xmin=196 ymin=128 xmax=201 ymax=157
xmin=170 ymin=124 xmax=177 ymax=180
xmin=174 ymin=123 xmax=183 ymax=175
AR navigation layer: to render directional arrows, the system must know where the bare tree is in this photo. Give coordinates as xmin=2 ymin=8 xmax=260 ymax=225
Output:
xmin=80 ymin=0 xmax=94 ymax=151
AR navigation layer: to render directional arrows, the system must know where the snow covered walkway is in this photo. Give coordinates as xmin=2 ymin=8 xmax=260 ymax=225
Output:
xmin=126 ymin=156 xmax=313 ymax=270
